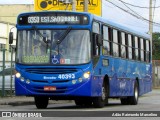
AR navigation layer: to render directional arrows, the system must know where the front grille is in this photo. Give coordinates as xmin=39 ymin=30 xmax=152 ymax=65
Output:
xmin=31 ymin=79 xmax=70 ymax=83
xmin=25 ymin=68 xmax=77 ymax=74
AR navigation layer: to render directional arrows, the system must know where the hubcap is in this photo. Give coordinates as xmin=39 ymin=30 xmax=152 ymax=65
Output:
xmin=135 ymin=86 xmax=138 ymax=100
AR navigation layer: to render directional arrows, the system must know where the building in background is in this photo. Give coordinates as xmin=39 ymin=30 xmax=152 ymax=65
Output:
xmin=0 ymin=4 xmax=34 ymax=23
xmin=0 ymin=4 xmax=34 ymax=67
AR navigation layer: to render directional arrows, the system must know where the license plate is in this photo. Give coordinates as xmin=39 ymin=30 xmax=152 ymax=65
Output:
xmin=44 ymin=86 xmax=56 ymax=91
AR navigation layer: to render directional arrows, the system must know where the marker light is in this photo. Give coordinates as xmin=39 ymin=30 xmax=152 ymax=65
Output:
xmin=26 ymin=79 xmax=30 ymax=84
xmin=83 ymin=71 xmax=90 ymax=79
xmin=79 ymin=78 xmax=83 ymax=82
xmin=15 ymin=72 xmax=21 ymax=78
xmin=20 ymin=77 xmax=25 ymax=82
xmin=72 ymin=80 xmax=76 ymax=84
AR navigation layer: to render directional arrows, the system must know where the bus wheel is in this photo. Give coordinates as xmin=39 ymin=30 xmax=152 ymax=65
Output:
xmin=34 ymin=96 xmax=49 ymax=109
xmin=74 ymin=99 xmax=84 ymax=106
xmin=129 ymin=81 xmax=139 ymax=105
xmin=120 ymin=98 xmax=130 ymax=105
xmin=93 ymin=83 xmax=108 ymax=108
xmin=75 ymin=98 xmax=92 ymax=107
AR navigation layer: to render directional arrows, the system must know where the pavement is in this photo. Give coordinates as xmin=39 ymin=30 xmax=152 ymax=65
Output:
xmin=0 ymin=96 xmax=71 ymax=106
xmin=0 ymin=96 xmax=35 ymax=106
xmin=0 ymin=89 xmax=159 ymax=106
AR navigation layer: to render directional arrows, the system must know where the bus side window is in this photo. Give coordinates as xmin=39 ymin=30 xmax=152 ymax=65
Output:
xmin=102 ymin=25 xmax=110 ymax=55
xmin=121 ymin=32 xmax=126 ymax=58
xmin=113 ymin=29 xmax=119 ymax=57
xmin=128 ymin=34 xmax=132 ymax=60
xmin=135 ymin=36 xmax=139 ymax=60
xmin=125 ymin=33 xmax=129 ymax=59
xmin=144 ymin=39 xmax=146 ymax=62
xmin=146 ymin=40 xmax=150 ymax=63
xmin=132 ymin=35 xmax=135 ymax=60
xmin=140 ymin=38 xmax=144 ymax=61
xmin=92 ymin=22 xmax=101 ymax=56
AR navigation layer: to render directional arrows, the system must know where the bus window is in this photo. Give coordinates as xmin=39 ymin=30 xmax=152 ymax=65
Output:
xmin=113 ymin=29 xmax=119 ymax=57
xmin=132 ymin=35 xmax=135 ymax=60
xmin=121 ymin=32 xmax=126 ymax=58
xmin=143 ymin=39 xmax=146 ymax=62
xmin=102 ymin=26 xmax=110 ymax=55
xmin=125 ymin=33 xmax=129 ymax=59
xmin=140 ymin=38 xmax=144 ymax=61
xmin=93 ymin=22 xmax=100 ymax=34
xmin=135 ymin=36 xmax=139 ymax=60
xmin=92 ymin=22 xmax=100 ymax=56
xmin=128 ymin=34 xmax=132 ymax=59
xmin=146 ymin=40 xmax=150 ymax=63
xmin=118 ymin=31 xmax=121 ymax=57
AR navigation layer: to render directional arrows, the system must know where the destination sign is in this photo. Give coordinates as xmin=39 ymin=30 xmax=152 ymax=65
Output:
xmin=18 ymin=13 xmax=89 ymax=25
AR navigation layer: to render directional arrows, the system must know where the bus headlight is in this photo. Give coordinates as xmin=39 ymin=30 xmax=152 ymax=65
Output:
xmin=15 ymin=72 xmax=21 ymax=78
xmin=83 ymin=71 xmax=90 ymax=79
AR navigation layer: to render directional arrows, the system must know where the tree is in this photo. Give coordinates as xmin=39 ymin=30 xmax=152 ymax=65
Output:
xmin=152 ymin=32 xmax=160 ymax=60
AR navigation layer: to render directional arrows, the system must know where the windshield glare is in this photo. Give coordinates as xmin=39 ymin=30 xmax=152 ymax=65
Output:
xmin=16 ymin=30 xmax=91 ymax=65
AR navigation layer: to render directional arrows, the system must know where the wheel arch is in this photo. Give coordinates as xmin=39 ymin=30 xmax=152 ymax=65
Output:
xmin=135 ymin=77 xmax=140 ymax=96
xmin=103 ymin=74 xmax=110 ymax=96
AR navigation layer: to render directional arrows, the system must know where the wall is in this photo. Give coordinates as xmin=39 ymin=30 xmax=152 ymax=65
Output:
xmin=0 ymin=4 xmax=34 ymax=65
xmin=0 ymin=4 xmax=34 ymax=24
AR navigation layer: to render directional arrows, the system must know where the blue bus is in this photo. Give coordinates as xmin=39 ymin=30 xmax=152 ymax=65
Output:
xmin=9 ymin=11 xmax=152 ymax=108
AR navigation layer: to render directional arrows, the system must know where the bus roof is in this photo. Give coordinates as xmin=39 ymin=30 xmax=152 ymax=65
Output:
xmin=92 ymin=14 xmax=150 ymax=39
xmin=18 ymin=11 xmax=150 ymax=39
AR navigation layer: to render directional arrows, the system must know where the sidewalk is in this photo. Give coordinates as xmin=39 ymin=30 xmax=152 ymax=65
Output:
xmin=0 ymin=96 xmax=34 ymax=105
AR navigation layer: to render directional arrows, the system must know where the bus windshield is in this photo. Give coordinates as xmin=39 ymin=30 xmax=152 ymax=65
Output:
xmin=16 ymin=29 xmax=91 ymax=65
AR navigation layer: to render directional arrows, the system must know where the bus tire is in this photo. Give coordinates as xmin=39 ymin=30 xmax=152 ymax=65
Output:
xmin=75 ymin=98 xmax=92 ymax=107
xmin=34 ymin=96 xmax=48 ymax=109
xmin=75 ymin=99 xmax=84 ymax=106
xmin=93 ymin=83 xmax=108 ymax=108
xmin=120 ymin=98 xmax=130 ymax=105
xmin=129 ymin=81 xmax=139 ymax=105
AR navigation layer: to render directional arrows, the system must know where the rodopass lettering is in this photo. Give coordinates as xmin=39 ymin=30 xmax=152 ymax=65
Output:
xmin=34 ymin=0 xmax=102 ymax=16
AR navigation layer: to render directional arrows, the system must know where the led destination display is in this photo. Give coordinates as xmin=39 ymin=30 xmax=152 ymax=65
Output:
xmin=18 ymin=13 xmax=89 ymax=25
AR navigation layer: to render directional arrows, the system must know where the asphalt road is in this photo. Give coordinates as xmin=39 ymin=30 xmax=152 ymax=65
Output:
xmin=0 ymin=89 xmax=160 ymax=119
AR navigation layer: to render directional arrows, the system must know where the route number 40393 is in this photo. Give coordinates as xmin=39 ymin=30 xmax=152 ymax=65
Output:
xmin=58 ymin=74 xmax=75 ymax=79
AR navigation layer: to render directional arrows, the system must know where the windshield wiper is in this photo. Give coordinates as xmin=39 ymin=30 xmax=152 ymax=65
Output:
xmin=56 ymin=26 xmax=72 ymax=44
xmin=32 ymin=26 xmax=50 ymax=44
xmin=31 ymin=26 xmax=51 ymax=53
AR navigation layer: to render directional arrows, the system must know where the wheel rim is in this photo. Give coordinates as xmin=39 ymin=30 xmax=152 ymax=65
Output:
xmin=135 ymin=86 xmax=138 ymax=100
xmin=102 ymin=87 xmax=106 ymax=101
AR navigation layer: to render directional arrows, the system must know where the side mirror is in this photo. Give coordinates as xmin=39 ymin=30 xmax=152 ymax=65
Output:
xmin=96 ymin=34 xmax=102 ymax=46
xmin=9 ymin=32 xmax=13 ymax=44
xmin=93 ymin=33 xmax=102 ymax=56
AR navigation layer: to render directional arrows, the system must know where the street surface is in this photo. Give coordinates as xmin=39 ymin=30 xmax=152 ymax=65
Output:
xmin=0 ymin=89 xmax=160 ymax=119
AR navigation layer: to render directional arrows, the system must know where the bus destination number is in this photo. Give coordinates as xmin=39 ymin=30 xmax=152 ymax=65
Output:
xmin=28 ymin=16 xmax=40 ymax=23
xmin=58 ymin=74 xmax=75 ymax=79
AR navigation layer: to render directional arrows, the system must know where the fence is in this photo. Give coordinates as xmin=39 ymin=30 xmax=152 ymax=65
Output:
xmin=0 ymin=21 xmax=16 ymax=97
xmin=0 ymin=48 xmax=15 ymax=97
